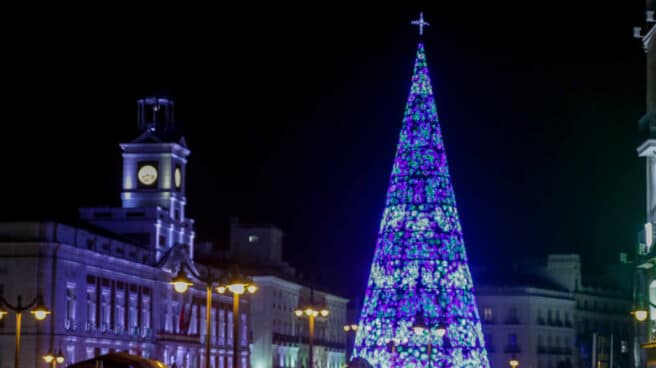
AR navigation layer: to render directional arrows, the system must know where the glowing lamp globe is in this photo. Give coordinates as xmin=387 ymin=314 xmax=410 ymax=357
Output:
xmin=635 ymin=309 xmax=649 ymax=322
xmin=169 ymin=270 xmax=192 ymax=294
xmin=509 ymin=358 xmax=519 ymax=367
xmin=228 ymin=284 xmax=246 ymax=295
xmin=31 ymin=301 xmax=51 ymax=321
xmin=247 ymin=285 xmax=258 ymax=294
xmin=217 ymin=286 xmax=226 ymax=294
xmin=351 ymin=324 xmax=358 ymax=331
xmin=344 ymin=325 xmax=351 ymax=332
xmin=0 ymin=309 xmax=7 ymax=320
xmin=295 ymin=309 xmax=303 ymax=317
xmin=43 ymin=353 xmax=55 ymax=363
xmin=320 ymin=309 xmax=329 ymax=317
xmin=56 ymin=356 xmax=65 ymax=364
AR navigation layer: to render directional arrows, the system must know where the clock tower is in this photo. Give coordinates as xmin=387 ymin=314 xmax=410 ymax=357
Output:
xmin=121 ymin=96 xmax=188 ymax=213
xmin=80 ymin=96 xmax=195 ymax=262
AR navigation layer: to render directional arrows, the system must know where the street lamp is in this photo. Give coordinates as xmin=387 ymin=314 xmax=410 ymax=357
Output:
xmin=170 ymin=269 xmax=193 ymax=294
xmin=170 ymin=264 xmax=257 ymax=368
xmin=43 ymin=349 xmax=65 ymax=367
xmin=509 ymin=355 xmax=519 ymax=367
xmin=215 ymin=266 xmax=257 ymax=368
xmin=294 ymin=291 xmax=329 ymax=368
xmin=343 ymin=324 xmax=359 ymax=363
xmin=634 ymin=308 xmax=649 ymax=322
xmin=0 ymin=295 xmax=50 ymax=368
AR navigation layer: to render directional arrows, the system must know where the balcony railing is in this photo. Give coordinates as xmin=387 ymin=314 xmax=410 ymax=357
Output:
xmin=272 ymin=333 xmax=346 ymax=351
xmin=65 ymin=319 xmax=79 ymax=331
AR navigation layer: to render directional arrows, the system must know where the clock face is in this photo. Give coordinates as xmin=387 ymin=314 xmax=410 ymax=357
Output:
xmin=174 ymin=167 xmax=182 ymax=189
xmin=137 ymin=165 xmax=158 ymax=186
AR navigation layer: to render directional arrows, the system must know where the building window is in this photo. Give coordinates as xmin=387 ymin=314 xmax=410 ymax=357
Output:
xmin=508 ymin=333 xmax=517 ymax=346
xmin=483 ymin=307 xmax=493 ymax=322
xmin=66 ymin=344 xmax=75 ymax=365
xmin=194 ymin=304 xmax=202 ymax=336
xmin=219 ymin=310 xmax=226 ymax=345
xmin=100 ymin=289 xmax=111 ymax=331
xmin=241 ymin=313 xmax=248 ymax=346
xmin=115 ymin=294 xmax=125 ymax=333
xmin=129 ymin=294 xmax=138 ymax=331
xmin=86 ymin=287 xmax=96 ymax=329
xmin=484 ymin=333 xmax=494 ymax=352
xmin=505 ymin=307 xmax=519 ymax=324
xmin=142 ymin=296 xmax=151 ymax=331
xmin=228 ymin=311 xmax=234 ymax=342
xmin=65 ymin=283 xmax=77 ymax=329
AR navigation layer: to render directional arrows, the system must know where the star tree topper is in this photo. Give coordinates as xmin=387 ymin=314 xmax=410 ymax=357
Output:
xmin=411 ymin=12 xmax=430 ymax=36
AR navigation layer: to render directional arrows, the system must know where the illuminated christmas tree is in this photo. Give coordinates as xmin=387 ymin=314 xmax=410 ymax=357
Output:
xmin=353 ymin=15 xmax=490 ymax=368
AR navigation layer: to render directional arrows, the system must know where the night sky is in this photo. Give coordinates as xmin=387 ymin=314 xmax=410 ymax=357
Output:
xmin=1 ymin=2 xmax=646 ymax=300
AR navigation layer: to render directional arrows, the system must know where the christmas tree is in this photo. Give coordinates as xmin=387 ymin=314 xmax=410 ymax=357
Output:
xmin=352 ymin=40 xmax=490 ymax=368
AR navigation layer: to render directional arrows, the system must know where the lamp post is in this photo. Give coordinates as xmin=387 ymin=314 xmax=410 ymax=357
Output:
xmin=43 ymin=349 xmax=65 ymax=368
xmin=216 ymin=266 xmax=257 ymax=368
xmin=170 ymin=264 xmax=257 ymax=368
xmin=509 ymin=354 xmax=519 ymax=367
xmin=343 ymin=324 xmax=359 ymax=363
xmin=294 ymin=292 xmax=329 ymax=368
xmin=0 ymin=295 xmax=50 ymax=368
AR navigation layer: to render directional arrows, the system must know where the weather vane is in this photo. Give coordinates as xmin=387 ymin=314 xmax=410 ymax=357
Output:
xmin=411 ymin=12 xmax=430 ymax=36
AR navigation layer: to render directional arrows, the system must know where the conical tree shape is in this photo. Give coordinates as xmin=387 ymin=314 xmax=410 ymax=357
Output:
xmin=353 ymin=43 xmax=490 ymax=367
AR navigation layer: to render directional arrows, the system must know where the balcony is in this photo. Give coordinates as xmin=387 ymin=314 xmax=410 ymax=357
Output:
xmin=157 ymin=330 xmax=203 ymax=344
xmin=272 ymin=333 xmax=346 ymax=351
xmin=85 ymin=321 xmax=96 ymax=332
xmin=65 ymin=319 xmax=79 ymax=331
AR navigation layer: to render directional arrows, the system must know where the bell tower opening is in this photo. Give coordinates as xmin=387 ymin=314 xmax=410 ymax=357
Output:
xmin=137 ymin=96 xmax=175 ymax=134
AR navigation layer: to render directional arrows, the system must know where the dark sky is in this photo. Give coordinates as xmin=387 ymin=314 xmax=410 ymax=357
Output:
xmin=1 ymin=2 xmax=646 ymax=300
